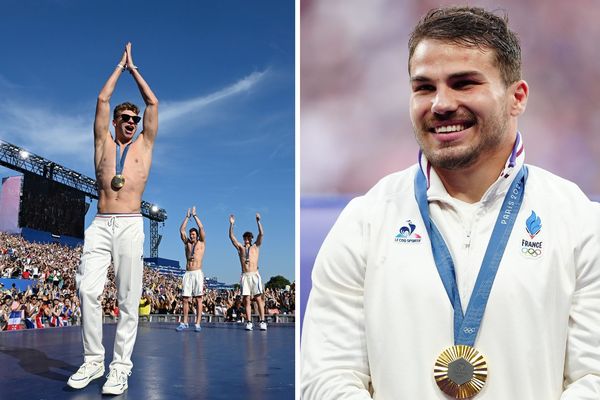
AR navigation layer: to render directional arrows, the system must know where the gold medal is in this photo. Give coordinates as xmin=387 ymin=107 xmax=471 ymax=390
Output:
xmin=111 ymin=174 xmax=125 ymax=189
xmin=434 ymin=345 xmax=487 ymax=398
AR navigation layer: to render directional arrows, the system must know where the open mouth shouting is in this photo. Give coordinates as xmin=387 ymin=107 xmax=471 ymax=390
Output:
xmin=118 ymin=113 xmax=140 ymax=137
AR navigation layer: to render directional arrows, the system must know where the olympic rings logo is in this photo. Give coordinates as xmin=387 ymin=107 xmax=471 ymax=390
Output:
xmin=463 ymin=327 xmax=476 ymax=334
xmin=521 ymin=247 xmax=542 ymax=257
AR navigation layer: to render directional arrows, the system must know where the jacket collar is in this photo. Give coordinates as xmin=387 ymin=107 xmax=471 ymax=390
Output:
xmin=418 ymin=132 xmax=525 ymax=205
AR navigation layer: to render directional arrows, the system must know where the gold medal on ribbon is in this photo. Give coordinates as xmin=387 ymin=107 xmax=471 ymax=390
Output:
xmin=111 ymin=174 xmax=125 ymax=189
xmin=434 ymin=345 xmax=487 ymax=398
xmin=113 ymin=139 xmax=132 ymax=190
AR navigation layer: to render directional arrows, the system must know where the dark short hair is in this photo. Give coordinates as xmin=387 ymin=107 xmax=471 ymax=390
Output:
xmin=189 ymin=228 xmax=199 ymax=237
xmin=113 ymin=102 xmax=140 ymax=120
xmin=408 ymin=6 xmax=521 ymax=86
xmin=243 ymin=231 xmax=253 ymax=239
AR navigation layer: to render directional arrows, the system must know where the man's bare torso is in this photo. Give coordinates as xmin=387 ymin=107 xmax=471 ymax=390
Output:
xmin=185 ymin=241 xmax=205 ymax=271
xmin=237 ymin=245 xmax=260 ymax=273
xmin=95 ymin=135 xmax=152 ymax=213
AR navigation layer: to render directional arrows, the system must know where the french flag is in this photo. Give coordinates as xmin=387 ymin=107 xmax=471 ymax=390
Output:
xmin=7 ymin=310 xmax=24 ymax=330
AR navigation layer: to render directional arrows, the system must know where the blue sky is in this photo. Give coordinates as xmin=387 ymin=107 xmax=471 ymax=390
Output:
xmin=0 ymin=0 xmax=295 ymax=285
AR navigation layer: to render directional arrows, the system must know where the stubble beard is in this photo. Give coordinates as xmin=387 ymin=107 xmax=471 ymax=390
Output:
xmin=414 ymin=107 xmax=509 ymax=170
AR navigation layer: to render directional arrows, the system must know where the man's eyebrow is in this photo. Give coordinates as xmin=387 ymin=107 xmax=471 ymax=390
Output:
xmin=410 ymin=75 xmax=430 ymax=83
xmin=447 ymin=71 xmax=486 ymax=80
xmin=410 ymin=71 xmax=485 ymax=83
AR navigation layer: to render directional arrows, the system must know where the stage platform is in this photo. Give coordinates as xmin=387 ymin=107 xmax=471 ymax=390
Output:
xmin=0 ymin=322 xmax=295 ymax=399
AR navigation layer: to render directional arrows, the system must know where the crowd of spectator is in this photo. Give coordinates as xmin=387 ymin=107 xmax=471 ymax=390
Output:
xmin=0 ymin=232 xmax=295 ymax=331
xmin=137 ymin=267 xmax=295 ymax=323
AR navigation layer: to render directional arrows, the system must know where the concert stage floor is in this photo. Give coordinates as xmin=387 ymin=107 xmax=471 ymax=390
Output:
xmin=0 ymin=322 xmax=295 ymax=399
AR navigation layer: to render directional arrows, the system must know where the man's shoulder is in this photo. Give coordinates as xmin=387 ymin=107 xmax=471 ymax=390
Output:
xmin=94 ymin=129 xmax=113 ymax=145
xmin=527 ymin=164 xmax=592 ymax=204
xmin=526 ymin=165 xmax=600 ymax=243
xmin=367 ymin=164 xmax=418 ymax=196
xmin=328 ymin=165 xmax=418 ymax=227
xmin=349 ymin=164 xmax=418 ymax=207
xmin=132 ymin=133 xmax=155 ymax=151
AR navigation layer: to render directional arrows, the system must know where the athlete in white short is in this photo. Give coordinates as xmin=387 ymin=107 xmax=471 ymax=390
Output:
xmin=182 ymin=269 xmax=205 ymax=297
xmin=176 ymin=206 xmax=206 ymax=332
xmin=68 ymin=42 xmax=158 ymax=396
xmin=229 ymin=213 xmax=266 ymax=331
xmin=240 ymin=271 xmax=263 ymax=297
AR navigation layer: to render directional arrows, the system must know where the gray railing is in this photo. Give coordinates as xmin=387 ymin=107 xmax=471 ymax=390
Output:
xmin=102 ymin=313 xmax=295 ymax=324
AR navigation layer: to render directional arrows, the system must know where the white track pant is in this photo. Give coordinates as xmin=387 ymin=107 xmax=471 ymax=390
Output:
xmin=76 ymin=213 xmax=144 ymax=373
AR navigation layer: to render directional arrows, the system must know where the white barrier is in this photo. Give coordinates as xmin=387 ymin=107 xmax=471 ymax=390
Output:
xmin=103 ymin=313 xmax=295 ymax=324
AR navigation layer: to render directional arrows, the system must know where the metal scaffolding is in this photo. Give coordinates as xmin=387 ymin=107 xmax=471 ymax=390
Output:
xmin=149 ymin=221 xmax=163 ymax=258
xmin=0 ymin=139 xmax=167 ymax=254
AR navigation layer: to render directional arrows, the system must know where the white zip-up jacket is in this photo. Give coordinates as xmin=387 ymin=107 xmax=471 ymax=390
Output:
xmin=301 ymin=141 xmax=600 ymax=399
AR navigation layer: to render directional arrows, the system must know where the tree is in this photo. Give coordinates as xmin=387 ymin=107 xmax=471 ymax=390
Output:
xmin=265 ymin=275 xmax=291 ymax=290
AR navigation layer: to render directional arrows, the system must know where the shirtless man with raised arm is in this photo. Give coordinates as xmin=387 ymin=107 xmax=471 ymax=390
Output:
xmin=176 ymin=206 xmax=206 ymax=332
xmin=229 ymin=213 xmax=266 ymax=331
xmin=67 ymin=43 xmax=158 ymax=396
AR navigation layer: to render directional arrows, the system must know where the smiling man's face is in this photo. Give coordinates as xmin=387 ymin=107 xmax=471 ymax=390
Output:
xmin=409 ymin=39 xmax=518 ymax=170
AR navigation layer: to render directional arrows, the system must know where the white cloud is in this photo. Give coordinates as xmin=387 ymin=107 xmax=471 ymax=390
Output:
xmin=0 ymin=69 xmax=270 ymax=171
xmin=0 ymin=74 xmax=21 ymax=90
xmin=0 ymin=100 xmax=92 ymax=171
xmin=218 ymin=131 xmax=273 ymax=147
xmin=160 ymin=70 xmax=269 ymax=132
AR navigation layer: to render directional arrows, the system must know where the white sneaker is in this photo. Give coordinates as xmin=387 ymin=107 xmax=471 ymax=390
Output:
xmin=67 ymin=361 xmax=105 ymax=389
xmin=102 ymin=369 xmax=130 ymax=395
xmin=245 ymin=322 xmax=253 ymax=331
xmin=175 ymin=322 xmax=188 ymax=332
xmin=259 ymin=321 xmax=267 ymax=331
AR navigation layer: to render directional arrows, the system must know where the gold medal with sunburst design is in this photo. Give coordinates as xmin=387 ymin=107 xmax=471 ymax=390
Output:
xmin=434 ymin=345 xmax=487 ymax=398
xmin=111 ymin=174 xmax=125 ymax=189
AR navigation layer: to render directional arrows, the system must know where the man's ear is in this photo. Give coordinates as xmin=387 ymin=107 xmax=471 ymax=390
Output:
xmin=509 ymin=80 xmax=528 ymax=117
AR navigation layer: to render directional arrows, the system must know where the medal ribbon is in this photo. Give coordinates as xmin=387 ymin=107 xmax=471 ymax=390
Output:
xmin=245 ymin=246 xmax=250 ymax=263
xmin=115 ymin=141 xmax=132 ymax=176
xmin=414 ymin=163 xmax=527 ymax=346
xmin=189 ymin=242 xmax=196 ymax=260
